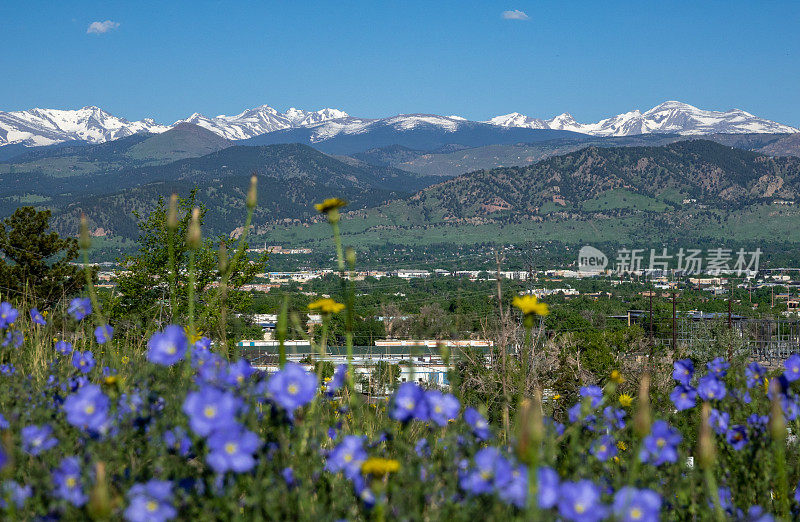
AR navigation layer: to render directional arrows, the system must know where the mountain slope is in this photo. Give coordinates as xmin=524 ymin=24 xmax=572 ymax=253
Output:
xmin=241 ymin=116 xmax=588 ymax=155
xmin=487 ymin=101 xmax=799 ymax=136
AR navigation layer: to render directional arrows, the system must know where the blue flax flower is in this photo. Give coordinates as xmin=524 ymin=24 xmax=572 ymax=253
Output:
xmin=29 ymin=308 xmax=46 ymax=326
xmin=325 ymin=435 xmax=367 ymax=480
xmin=672 ymin=359 xmax=694 ymax=385
xmin=68 ymin=297 xmax=91 ymax=321
xmin=783 ymin=354 xmax=800 ymax=382
xmin=640 ymin=420 xmax=681 ymax=466
xmin=706 ymin=357 xmax=729 ymax=378
xmin=206 ymin=423 xmax=262 ymax=473
xmin=459 ymin=447 xmax=512 ymax=496
xmin=163 ymin=427 xmax=192 ymax=457
xmin=697 ymin=374 xmax=726 ymax=401
xmin=71 ymin=350 xmax=96 ymax=374
xmin=224 ymin=359 xmax=255 ymax=387
xmin=266 ymin=362 xmax=318 ymax=413
xmin=579 ymin=385 xmax=603 ymax=408
xmin=537 ymin=467 xmax=560 ymax=509
xmin=390 ymin=382 xmax=429 ymax=422
xmin=745 ymin=362 xmax=766 ymax=388
xmin=2 ymin=330 xmax=22 ymax=348
xmin=726 ymin=425 xmax=748 ymax=450
xmin=0 ymin=481 xmax=31 ymax=510
xmin=464 ymin=407 xmax=491 ymax=441
xmin=0 ymin=302 xmax=18 ymax=328
xmin=182 ymin=385 xmax=242 ymax=437
xmin=55 ymin=340 xmax=73 ymax=355
xmin=94 ymin=325 xmax=113 ymax=344
xmin=426 ymin=390 xmax=459 ymax=426
xmin=325 ymin=364 xmax=347 ymax=396
xmin=558 ymin=480 xmax=607 ymax=522
xmin=709 ymin=408 xmax=730 ymax=435
xmin=603 ymin=406 xmax=626 ymax=429
xmin=63 ymin=384 xmax=110 ymax=432
xmin=53 ymin=457 xmax=87 ymax=507
xmin=21 ymin=424 xmax=58 ymax=455
xmin=670 ymin=384 xmax=697 ymax=411
xmin=746 ymin=505 xmax=774 ymax=522
xmin=124 ymin=480 xmax=176 ymax=522
xmin=147 ymin=325 xmax=187 ymax=366
xmin=590 ymin=435 xmax=617 ymax=462
xmin=498 ymin=465 xmax=527 ymax=508
xmin=612 ymin=487 xmax=662 ymax=522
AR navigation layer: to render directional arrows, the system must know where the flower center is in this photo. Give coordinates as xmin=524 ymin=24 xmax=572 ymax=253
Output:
xmin=598 ymin=445 xmax=606 ymax=453
xmin=630 ymin=507 xmax=642 ymax=519
xmin=204 ymin=406 xmax=217 ymax=418
xmin=288 ymin=383 xmax=298 ymax=395
xmin=225 ymin=442 xmax=237 ymax=455
xmin=575 ymin=503 xmax=585 ymax=513
xmin=66 ymin=477 xmax=77 ymax=488
xmin=435 ymin=405 xmax=442 ymax=413
xmin=166 ymin=344 xmax=176 ymax=355
xmin=708 ymin=391 xmax=715 ymax=398
xmin=404 ymin=400 xmax=415 ymax=410
xmin=146 ymin=500 xmax=158 ymax=512
xmin=656 ymin=438 xmax=665 ymax=448
xmin=85 ymin=405 xmax=95 ymax=414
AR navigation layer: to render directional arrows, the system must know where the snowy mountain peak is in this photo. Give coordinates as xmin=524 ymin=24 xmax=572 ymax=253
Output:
xmin=487 ymin=101 xmax=799 ymax=136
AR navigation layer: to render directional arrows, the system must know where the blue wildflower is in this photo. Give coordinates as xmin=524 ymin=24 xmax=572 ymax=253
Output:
xmin=745 ymin=362 xmax=766 ymax=388
xmin=147 ymin=325 xmax=187 ymax=366
xmin=558 ymin=480 xmax=607 ymax=522
xmin=53 ymin=457 xmax=88 ymax=507
xmin=71 ymin=350 xmax=96 ymax=374
xmin=2 ymin=330 xmax=22 ymax=348
xmin=640 ymin=420 xmax=681 ymax=466
xmin=224 ymin=359 xmax=255 ymax=387
xmin=464 ymin=407 xmax=491 ymax=441
xmin=325 ymin=435 xmax=367 ymax=480
xmin=726 ymin=425 xmax=748 ymax=450
xmin=94 ymin=324 xmax=113 ymax=344
xmin=498 ymin=465 xmax=527 ymax=508
xmin=697 ymin=374 xmax=726 ymax=401
xmin=67 ymin=297 xmax=91 ymax=321
xmin=783 ymin=354 xmax=800 ymax=382
xmin=670 ymin=384 xmax=697 ymax=411
xmin=182 ymin=385 xmax=242 ymax=437
xmin=672 ymin=359 xmax=694 ymax=385
xmin=21 ymin=424 xmax=58 ymax=455
xmin=55 ymin=340 xmax=73 ymax=355
xmin=390 ymin=382 xmax=429 ymax=422
xmin=579 ymin=385 xmax=603 ymax=408
xmin=612 ymin=487 xmax=662 ymax=522
xmin=206 ymin=423 xmax=262 ymax=474
xmin=63 ymin=384 xmax=110 ymax=432
xmin=459 ymin=447 xmax=512 ymax=496
xmin=590 ymin=435 xmax=617 ymax=462
xmin=602 ymin=406 xmax=626 ymax=429
xmin=163 ymin=427 xmax=192 ymax=457
xmin=0 ymin=302 xmax=18 ymax=328
xmin=709 ymin=408 xmax=730 ymax=435
xmin=537 ymin=467 xmax=560 ymax=509
xmin=0 ymin=480 xmax=31 ymax=510
xmin=124 ymin=480 xmax=176 ymax=522
xmin=29 ymin=308 xmax=46 ymax=326
xmin=706 ymin=357 xmax=729 ymax=378
xmin=266 ymin=362 xmax=318 ymax=413
xmin=426 ymin=390 xmax=459 ymax=426
xmin=325 ymin=364 xmax=347 ymax=396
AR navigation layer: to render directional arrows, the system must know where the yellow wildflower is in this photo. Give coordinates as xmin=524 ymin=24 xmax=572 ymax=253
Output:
xmin=121 ymin=356 xmax=130 ymax=365
xmin=618 ymin=394 xmax=633 ymax=408
xmin=104 ymin=375 xmax=118 ymax=385
xmin=314 ymin=198 xmax=348 ymax=214
xmin=361 ymin=457 xmax=400 ymax=477
xmin=512 ymin=295 xmax=549 ymax=316
xmin=610 ymin=370 xmax=625 ymax=384
xmin=308 ymin=298 xmax=345 ymax=315
xmin=184 ymin=328 xmax=203 ymax=345
xmin=552 ymin=394 xmax=562 ymax=400
xmin=616 ymin=440 xmax=627 ymax=451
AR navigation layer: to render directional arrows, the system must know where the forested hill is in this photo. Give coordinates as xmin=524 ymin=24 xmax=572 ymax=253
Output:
xmin=394 ymin=140 xmax=800 ymax=223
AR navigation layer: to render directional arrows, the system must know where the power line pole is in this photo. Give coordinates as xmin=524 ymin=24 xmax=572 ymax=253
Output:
xmin=672 ymin=291 xmax=677 ymax=350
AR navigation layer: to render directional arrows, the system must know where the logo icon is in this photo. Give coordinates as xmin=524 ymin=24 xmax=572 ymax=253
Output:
xmin=578 ymin=245 xmax=608 ymax=273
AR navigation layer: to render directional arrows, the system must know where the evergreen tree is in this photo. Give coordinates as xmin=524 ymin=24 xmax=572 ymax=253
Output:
xmin=0 ymin=206 xmax=83 ymax=306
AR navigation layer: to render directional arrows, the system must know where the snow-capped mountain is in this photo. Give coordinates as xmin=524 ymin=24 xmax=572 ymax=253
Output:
xmin=1 ymin=100 xmax=797 ymax=150
xmin=487 ymin=101 xmax=799 ymax=136
xmin=174 ymin=105 xmax=350 ymax=141
xmin=0 ymin=106 xmax=169 ymax=147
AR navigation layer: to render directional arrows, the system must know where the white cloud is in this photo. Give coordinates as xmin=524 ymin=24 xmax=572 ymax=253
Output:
xmin=502 ymin=9 xmax=529 ymax=20
xmin=86 ymin=20 xmax=120 ymax=34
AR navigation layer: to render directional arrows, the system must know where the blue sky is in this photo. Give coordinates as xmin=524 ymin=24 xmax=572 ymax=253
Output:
xmin=1 ymin=1 xmax=799 ymax=126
